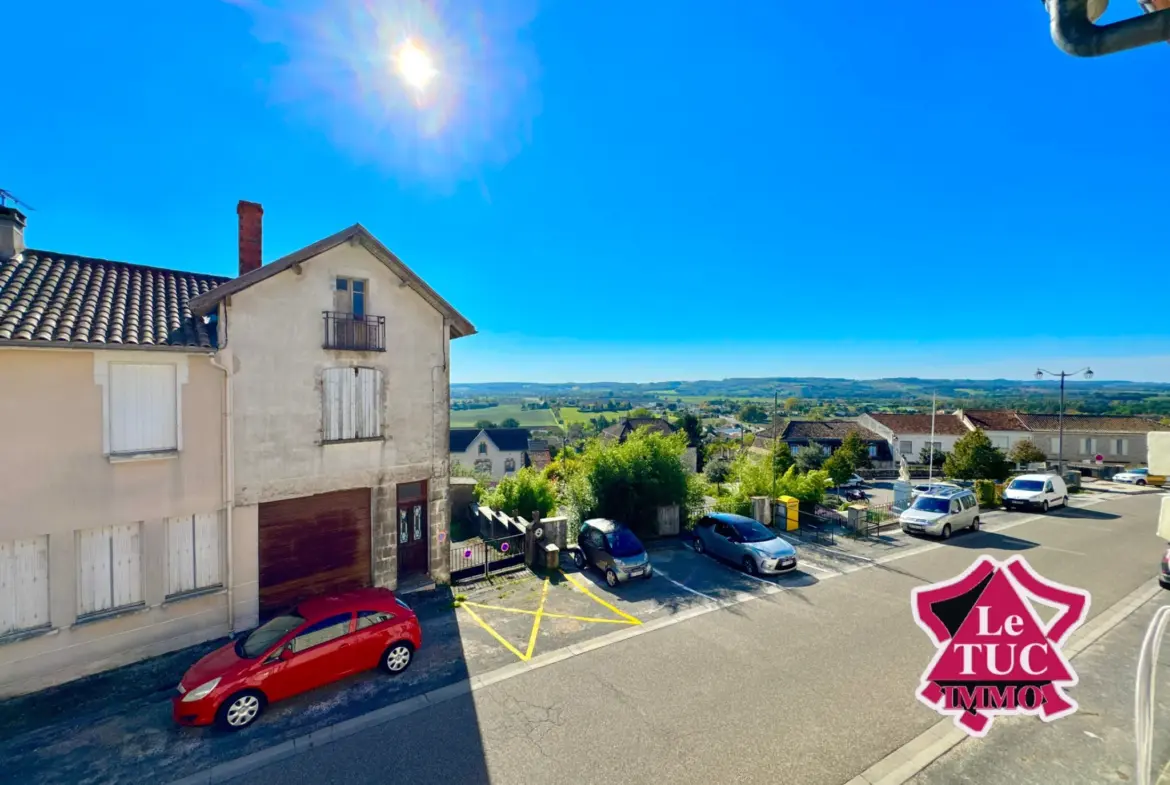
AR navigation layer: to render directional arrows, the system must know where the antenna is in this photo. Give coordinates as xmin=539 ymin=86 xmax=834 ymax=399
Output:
xmin=0 ymin=189 xmax=35 ymax=211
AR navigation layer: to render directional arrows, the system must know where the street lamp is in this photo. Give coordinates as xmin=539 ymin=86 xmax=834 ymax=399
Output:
xmin=1043 ymin=0 xmax=1170 ymax=58
xmin=1035 ymin=367 xmax=1094 ymax=475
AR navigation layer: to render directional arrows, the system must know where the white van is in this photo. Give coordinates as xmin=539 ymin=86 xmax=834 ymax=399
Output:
xmin=1002 ymin=473 xmax=1068 ymax=513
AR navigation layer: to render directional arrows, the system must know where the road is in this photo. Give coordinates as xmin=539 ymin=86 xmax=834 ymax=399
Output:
xmin=234 ymin=492 xmax=1166 ymax=785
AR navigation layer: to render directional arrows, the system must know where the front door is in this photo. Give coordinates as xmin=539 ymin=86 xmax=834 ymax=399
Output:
xmin=396 ymin=481 xmax=430 ymax=579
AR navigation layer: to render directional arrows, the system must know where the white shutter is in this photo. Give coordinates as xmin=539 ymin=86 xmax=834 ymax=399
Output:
xmin=341 ymin=369 xmax=356 ymax=439
xmin=111 ymin=524 xmax=142 ymax=608
xmin=1121 ymin=439 xmax=1129 ymax=457
xmin=1051 ymin=437 xmax=1060 ymax=453
xmin=194 ymin=512 xmax=223 ymax=589
xmin=356 ymin=368 xmax=382 ymax=439
xmin=323 ymin=368 xmax=344 ymax=442
xmin=110 ymin=364 xmax=177 ymax=453
xmin=0 ymin=537 xmax=50 ymax=635
xmin=167 ymin=516 xmax=196 ymax=596
xmin=78 ymin=527 xmax=113 ymax=616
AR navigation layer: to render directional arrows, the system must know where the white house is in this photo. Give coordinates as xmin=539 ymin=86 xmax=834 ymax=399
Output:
xmin=858 ymin=413 xmax=970 ymax=464
xmin=954 ymin=409 xmax=1035 ymax=453
xmin=450 ymin=428 xmax=531 ymax=479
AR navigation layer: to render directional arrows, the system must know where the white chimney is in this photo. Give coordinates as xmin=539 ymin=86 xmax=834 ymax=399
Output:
xmin=0 ymin=207 xmax=26 ymax=259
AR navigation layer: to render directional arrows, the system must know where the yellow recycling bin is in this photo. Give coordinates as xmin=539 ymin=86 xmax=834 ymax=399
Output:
xmin=776 ymin=495 xmax=799 ymax=532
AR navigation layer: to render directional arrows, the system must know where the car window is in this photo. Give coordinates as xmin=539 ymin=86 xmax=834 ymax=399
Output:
xmin=357 ymin=610 xmax=394 ymax=629
xmin=239 ymin=613 xmax=305 ymax=659
xmin=605 ymin=528 xmax=644 ymax=557
xmin=1044 ymin=482 xmax=1053 ymax=493
xmin=1009 ymin=479 xmax=1044 ymax=492
xmin=714 ymin=521 xmax=735 ymax=538
xmin=697 ymin=517 xmax=714 ymax=528
xmin=290 ymin=613 xmax=353 ymax=653
xmin=911 ymin=497 xmax=949 ymax=514
xmin=732 ymin=519 xmax=776 ymax=543
xmin=588 ymin=530 xmax=606 ymax=548
xmin=950 ymin=500 xmax=961 ymax=514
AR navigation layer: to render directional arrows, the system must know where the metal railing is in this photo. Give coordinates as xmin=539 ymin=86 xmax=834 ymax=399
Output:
xmin=323 ymin=311 xmax=386 ymax=352
xmin=449 ymin=533 xmax=527 ymax=583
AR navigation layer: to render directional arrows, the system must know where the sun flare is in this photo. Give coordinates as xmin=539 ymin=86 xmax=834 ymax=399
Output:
xmin=395 ymin=39 xmax=438 ymax=92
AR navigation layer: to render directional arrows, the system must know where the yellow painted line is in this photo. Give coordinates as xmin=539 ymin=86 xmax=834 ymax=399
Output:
xmin=524 ymin=579 xmax=550 ymax=659
xmin=559 ymin=570 xmax=642 ymax=625
xmin=460 ymin=604 xmax=529 ymax=662
xmin=462 ymin=602 xmax=636 ymax=625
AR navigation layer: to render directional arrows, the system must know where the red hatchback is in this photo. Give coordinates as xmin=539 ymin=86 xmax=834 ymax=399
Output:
xmin=173 ymin=587 xmax=421 ymax=731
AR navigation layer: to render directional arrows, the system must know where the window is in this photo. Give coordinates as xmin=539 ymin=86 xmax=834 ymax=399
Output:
xmin=504 ymin=458 xmax=516 ymax=473
xmin=1082 ymin=438 xmax=1097 ymax=455
xmin=478 ymin=442 xmax=488 ymax=455
xmin=474 ymin=458 xmax=492 ymax=474
xmin=868 ymin=445 xmax=877 ymax=458
xmin=166 ymin=513 xmax=223 ymax=597
xmin=323 ymin=367 xmax=383 ymax=442
xmin=77 ymin=524 xmax=143 ymax=617
xmin=0 ymin=536 xmax=50 ymax=637
xmin=1051 ymin=437 xmax=1061 ymax=453
xmin=1115 ymin=439 xmax=1129 ymax=456
xmin=358 ymin=610 xmax=394 ymax=629
xmin=991 ymin=435 xmax=1009 ymax=450
xmin=334 ymin=277 xmax=367 ymax=317
xmin=900 ymin=441 xmax=914 ymax=455
xmin=950 ymin=500 xmax=961 ymax=514
xmin=1044 ymin=481 xmax=1054 ymax=493
xmin=715 ymin=521 xmax=736 ymax=539
xmin=109 ymin=364 xmax=178 ymax=454
xmin=958 ymin=495 xmax=974 ymax=510
xmin=290 ymin=613 xmax=353 ymax=653
xmin=930 ymin=441 xmax=942 ymax=453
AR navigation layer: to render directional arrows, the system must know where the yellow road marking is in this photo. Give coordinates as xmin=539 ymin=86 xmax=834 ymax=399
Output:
xmin=560 ymin=570 xmax=642 ymax=625
xmin=524 ymin=578 xmax=550 ymax=659
xmin=462 ymin=602 xmax=637 ymax=625
xmin=460 ymin=604 xmax=529 ymax=662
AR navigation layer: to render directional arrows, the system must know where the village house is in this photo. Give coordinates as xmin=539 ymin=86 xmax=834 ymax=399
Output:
xmin=779 ymin=420 xmax=894 ymax=470
xmin=858 ymin=412 xmax=971 ymax=465
xmin=449 ymin=427 xmax=531 ymax=479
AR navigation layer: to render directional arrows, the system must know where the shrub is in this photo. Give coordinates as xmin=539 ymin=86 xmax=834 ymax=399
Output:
xmin=944 ymin=428 xmax=1011 ymax=482
xmin=574 ymin=429 xmax=692 ymax=534
xmin=482 ymin=467 xmax=558 ymax=519
xmin=975 ymin=479 xmax=1000 ymax=508
xmin=795 ymin=442 xmax=827 ymax=472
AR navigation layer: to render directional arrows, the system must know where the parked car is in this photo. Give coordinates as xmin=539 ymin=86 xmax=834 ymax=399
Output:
xmin=692 ymin=513 xmax=798 ymax=576
xmin=900 ymin=485 xmax=980 ymax=540
xmin=911 ymin=482 xmax=959 ymax=500
xmin=173 ymin=588 xmax=420 ymax=731
xmin=573 ymin=518 xmax=653 ymax=587
xmin=1115 ymin=467 xmax=1166 ymax=487
xmin=1160 ymin=545 xmax=1170 ymax=591
xmin=841 ymin=474 xmax=865 ymax=488
xmin=1002 ymin=473 xmax=1068 ymax=512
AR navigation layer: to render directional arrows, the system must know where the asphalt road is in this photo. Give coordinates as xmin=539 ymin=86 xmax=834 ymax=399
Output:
xmin=234 ymin=492 xmax=1167 ymax=785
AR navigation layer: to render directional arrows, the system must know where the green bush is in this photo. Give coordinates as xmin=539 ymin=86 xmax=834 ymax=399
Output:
xmin=974 ymin=479 xmax=1000 ymax=508
xmin=482 ymin=467 xmax=558 ymax=519
xmin=579 ymin=428 xmax=692 ymax=533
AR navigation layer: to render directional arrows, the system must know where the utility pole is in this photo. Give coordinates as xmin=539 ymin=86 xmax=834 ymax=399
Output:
xmin=928 ymin=392 xmax=937 ymax=483
xmin=771 ymin=390 xmax=779 ymax=502
xmin=1035 ymin=367 xmax=1094 ymax=475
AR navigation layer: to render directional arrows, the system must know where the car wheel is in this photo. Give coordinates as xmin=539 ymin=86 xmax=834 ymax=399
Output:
xmin=605 ymin=569 xmax=619 ymax=588
xmin=940 ymin=524 xmax=951 ymax=540
xmin=1003 ymin=502 xmax=1013 ymax=512
xmin=1042 ymin=501 xmax=1050 ymax=513
xmin=971 ymin=517 xmax=980 ymax=532
xmin=693 ymin=537 xmax=705 ymax=554
xmin=643 ymin=567 xmax=653 ymax=580
xmin=572 ymin=550 xmax=587 ymax=569
xmin=742 ymin=557 xmax=758 ymax=576
xmin=1138 ymin=480 xmax=1148 ymax=486
xmin=381 ymin=641 xmax=414 ymax=675
xmin=216 ymin=690 xmax=265 ymax=731
xmin=1063 ymin=496 xmax=1069 ymax=507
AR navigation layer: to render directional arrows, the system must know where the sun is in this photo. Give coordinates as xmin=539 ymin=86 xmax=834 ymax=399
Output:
xmin=394 ymin=39 xmax=438 ymax=92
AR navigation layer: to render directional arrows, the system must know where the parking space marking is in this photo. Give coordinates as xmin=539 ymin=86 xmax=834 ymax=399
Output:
xmin=460 ymin=602 xmax=636 ymax=625
xmin=460 ymin=604 xmax=530 ymax=662
xmin=524 ymin=578 xmax=550 ymax=660
xmin=559 ymin=570 xmax=643 ymax=625
xmin=652 ymin=569 xmax=719 ymax=602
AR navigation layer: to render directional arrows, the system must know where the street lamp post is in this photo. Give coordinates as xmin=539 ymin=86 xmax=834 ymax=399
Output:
xmin=1035 ymin=367 xmax=1094 ymax=475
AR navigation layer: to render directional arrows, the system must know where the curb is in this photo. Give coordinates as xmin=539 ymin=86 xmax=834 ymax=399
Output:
xmin=842 ymin=579 xmax=1163 ymax=785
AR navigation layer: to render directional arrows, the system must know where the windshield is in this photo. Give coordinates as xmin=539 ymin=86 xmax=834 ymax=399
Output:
xmin=911 ymin=497 xmax=950 ymax=514
xmin=605 ymin=529 xmax=644 ymax=558
xmin=238 ymin=613 xmax=304 ymax=658
xmin=1009 ymin=479 xmax=1044 ymax=491
xmin=733 ymin=520 xmax=776 ymax=543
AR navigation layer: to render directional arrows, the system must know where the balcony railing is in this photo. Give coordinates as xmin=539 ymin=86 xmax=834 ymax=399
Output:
xmin=323 ymin=311 xmax=386 ymax=352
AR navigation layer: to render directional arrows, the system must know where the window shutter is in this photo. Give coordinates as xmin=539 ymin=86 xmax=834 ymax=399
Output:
xmin=167 ymin=516 xmax=196 ymax=595
xmin=356 ymin=368 xmax=382 ymax=439
xmin=111 ymin=524 xmax=142 ymax=608
xmin=78 ymin=527 xmax=113 ymax=616
xmin=110 ymin=364 xmax=177 ymax=453
xmin=194 ymin=512 xmax=223 ymax=589
xmin=0 ymin=537 xmax=50 ymax=635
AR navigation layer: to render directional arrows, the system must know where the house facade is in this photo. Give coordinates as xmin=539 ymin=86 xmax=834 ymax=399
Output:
xmin=954 ymin=409 xmax=1034 ymax=452
xmin=1014 ymin=414 xmax=1169 ymax=467
xmin=449 ymin=427 xmax=531 ymax=479
xmin=858 ymin=413 xmax=970 ymax=464
xmin=190 ymin=203 xmax=475 ymax=622
xmin=0 ymin=207 xmax=231 ymax=697
xmin=779 ymin=420 xmax=894 ymax=469
xmin=601 ymin=417 xmax=698 ymax=472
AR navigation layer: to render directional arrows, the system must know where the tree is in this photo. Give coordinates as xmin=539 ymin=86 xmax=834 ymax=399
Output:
xmin=738 ymin=403 xmax=769 ymax=424
xmin=795 ymin=441 xmax=827 ymax=472
xmin=837 ymin=429 xmax=872 ymax=470
xmin=629 ymin=407 xmax=653 ymax=419
xmin=474 ymin=419 xmax=497 ymax=429
xmin=1008 ymin=440 xmax=1049 ymax=467
xmin=785 ymin=397 xmax=800 ymax=413
xmin=919 ymin=444 xmax=946 ymax=469
xmin=482 ymin=467 xmax=558 ymax=518
xmin=500 ymin=417 xmax=520 ymax=428
xmin=772 ymin=442 xmax=795 ymax=476
xmin=578 ymin=429 xmax=692 ymax=535
xmin=943 ymin=428 xmax=1011 ymax=482
xmin=743 ymin=432 xmax=756 ymax=447
xmin=673 ymin=413 xmax=703 ymax=447
xmin=823 ymin=451 xmax=854 ymax=487
xmin=704 ymin=457 xmax=732 ymax=492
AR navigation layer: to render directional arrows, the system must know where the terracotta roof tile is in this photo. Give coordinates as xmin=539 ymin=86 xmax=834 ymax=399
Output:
xmin=782 ymin=420 xmax=882 ymax=440
xmin=867 ymin=413 xmax=970 ymax=435
xmin=1017 ymin=414 xmax=1170 ymax=433
xmin=961 ymin=410 xmax=1030 ymax=432
xmin=0 ymin=250 xmax=228 ymax=349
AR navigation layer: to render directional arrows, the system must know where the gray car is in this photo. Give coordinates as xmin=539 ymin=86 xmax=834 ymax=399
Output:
xmin=573 ymin=518 xmax=653 ymax=587
xmin=692 ymin=513 xmax=798 ymax=576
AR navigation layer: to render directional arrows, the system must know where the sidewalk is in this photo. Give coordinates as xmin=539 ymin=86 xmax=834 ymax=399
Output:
xmin=907 ymin=591 xmax=1170 ymax=785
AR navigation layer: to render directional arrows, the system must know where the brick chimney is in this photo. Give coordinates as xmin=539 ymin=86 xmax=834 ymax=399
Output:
xmin=237 ymin=200 xmax=263 ymax=276
xmin=0 ymin=206 xmax=26 ymax=259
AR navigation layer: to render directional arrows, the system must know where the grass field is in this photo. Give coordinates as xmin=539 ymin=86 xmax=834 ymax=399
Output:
xmin=557 ymin=406 xmax=631 ymax=425
xmin=449 ymin=404 xmax=560 ymax=428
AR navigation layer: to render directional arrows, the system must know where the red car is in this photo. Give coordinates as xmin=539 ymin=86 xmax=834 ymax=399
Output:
xmin=173 ymin=587 xmax=421 ymax=730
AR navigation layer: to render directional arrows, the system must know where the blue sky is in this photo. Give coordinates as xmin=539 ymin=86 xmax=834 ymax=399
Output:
xmin=6 ymin=1 xmax=1166 ymax=383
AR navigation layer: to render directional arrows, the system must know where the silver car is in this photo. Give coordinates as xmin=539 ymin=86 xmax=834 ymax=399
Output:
xmin=692 ymin=513 xmax=798 ymax=576
xmin=900 ymin=486 xmax=980 ymax=540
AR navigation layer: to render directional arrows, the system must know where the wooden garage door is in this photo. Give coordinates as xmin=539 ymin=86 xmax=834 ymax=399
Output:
xmin=258 ymin=489 xmax=371 ymax=616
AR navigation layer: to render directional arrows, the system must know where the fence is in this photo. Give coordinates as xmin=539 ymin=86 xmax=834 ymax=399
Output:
xmin=449 ymin=533 xmax=527 ymax=583
xmin=862 ymin=502 xmax=900 ymax=536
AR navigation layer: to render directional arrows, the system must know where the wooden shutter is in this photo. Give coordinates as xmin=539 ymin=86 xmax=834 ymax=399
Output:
xmin=167 ymin=516 xmax=196 ymax=595
xmin=78 ymin=527 xmax=113 ymax=616
xmin=194 ymin=512 xmax=223 ymax=589
xmin=110 ymin=364 xmax=177 ymax=453
xmin=356 ymin=368 xmax=382 ymax=439
xmin=111 ymin=524 xmax=142 ymax=608
xmin=0 ymin=536 xmax=50 ymax=635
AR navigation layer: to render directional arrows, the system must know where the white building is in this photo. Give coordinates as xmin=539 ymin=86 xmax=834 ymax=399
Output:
xmin=449 ymin=428 xmax=531 ymax=479
xmin=859 ymin=413 xmax=970 ymax=463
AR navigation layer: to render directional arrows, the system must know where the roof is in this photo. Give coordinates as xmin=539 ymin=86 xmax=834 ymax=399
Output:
xmin=866 ymin=413 xmax=970 ymax=436
xmin=527 ymin=449 xmax=552 ymax=471
xmin=708 ymin=512 xmax=761 ymax=526
xmin=582 ymin=518 xmax=625 ymax=532
xmin=918 ymin=485 xmax=971 ymax=499
xmin=1016 ymin=413 xmax=1170 ymax=433
xmin=601 ymin=417 xmax=676 ymax=441
xmin=781 ymin=420 xmax=882 ymax=441
xmin=449 ymin=427 xmax=532 ymax=453
xmin=961 ymin=410 xmax=1030 ymax=432
xmin=188 ymin=223 xmax=475 ymax=339
xmin=0 ymin=249 xmax=228 ymax=349
xmin=449 ymin=429 xmax=481 ymax=452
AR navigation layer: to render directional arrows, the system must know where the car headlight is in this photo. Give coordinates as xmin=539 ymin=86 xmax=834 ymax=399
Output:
xmin=181 ymin=677 xmax=222 ymax=702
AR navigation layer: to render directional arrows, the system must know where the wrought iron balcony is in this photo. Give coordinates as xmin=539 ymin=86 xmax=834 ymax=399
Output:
xmin=323 ymin=311 xmax=386 ymax=352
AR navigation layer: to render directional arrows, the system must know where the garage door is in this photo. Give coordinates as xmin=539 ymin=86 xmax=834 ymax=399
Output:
xmin=258 ymin=489 xmax=371 ymax=616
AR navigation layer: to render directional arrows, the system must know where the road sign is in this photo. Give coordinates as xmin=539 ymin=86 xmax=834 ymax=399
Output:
xmin=1095 ymin=454 xmax=1104 ymax=464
